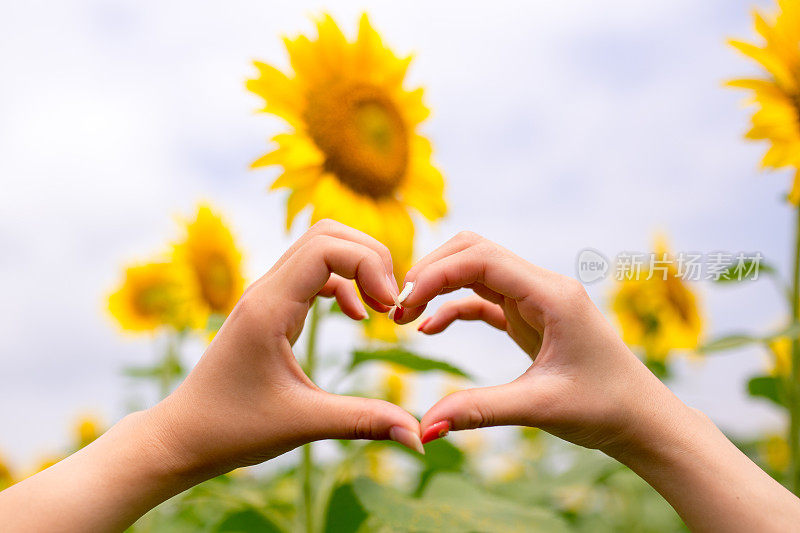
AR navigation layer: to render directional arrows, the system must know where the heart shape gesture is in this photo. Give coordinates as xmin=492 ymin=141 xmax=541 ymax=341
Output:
xmin=391 ymin=231 xmax=681 ymax=455
xmin=148 ymin=220 xmax=423 ymax=480
xmin=7 ymin=225 xmax=800 ymax=533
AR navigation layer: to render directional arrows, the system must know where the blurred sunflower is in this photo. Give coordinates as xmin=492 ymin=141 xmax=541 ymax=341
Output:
xmin=247 ymin=13 xmax=446 ymax=280
xmin=379 ymin=363 xmax=411 ymax=407
xmin=0 ymin=454 xmax=13 ymax=489
xmin=767 ymin=336 xmax=791 ymax=376
xmin=73 ymin=414 xmax=103 ymax=449
xmin=728 ymin=0 xmax=800 ymax=203
xmin=108 ymin=261 xmax=203 ymax=332
xmin=611 ymin=238 xmax=704 ymax=365
xmin=173 ymin=204 xmax=245 ymax=317
xmin=760 ymin=433 xmax=791 ymax=472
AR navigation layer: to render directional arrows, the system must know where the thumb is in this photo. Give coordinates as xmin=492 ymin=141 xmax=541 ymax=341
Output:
xmin=305 ymin=391 xmax=424 ymax=454
xmin=420 ymin=380 xmax=534 ymax=444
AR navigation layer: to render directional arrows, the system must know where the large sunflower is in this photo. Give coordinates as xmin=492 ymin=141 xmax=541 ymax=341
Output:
xmin=246 ymin=13 xmax=447 ymax=269
xmin=728 ymin=0 xmax=800 ymax=202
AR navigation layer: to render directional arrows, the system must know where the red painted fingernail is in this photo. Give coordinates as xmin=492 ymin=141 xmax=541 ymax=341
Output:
xmin=393 ymin=306 xmax=404 ymax=322
xmin=417 ymin=317 xmax=432 ymax=332
xmin=421 ymin=420 xmax=450 ymax=444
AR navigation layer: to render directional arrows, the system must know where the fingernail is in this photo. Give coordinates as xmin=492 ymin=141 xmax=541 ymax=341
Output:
xmin=397 ymin=282 xmax=414 ymax=306
xmin=421 ymin=421 xmax=450 ymax=444
xmin=417 ymin=317 xmax=432 ymax=332
xmin=356 ymin=301 xmax=368 ymax=320
xmin=393 ymin=306 xmax=404 ymax=322
xmin=386 ymin=273 xmax=399 ymax=301
xmin=388 ymin=306 xmax=397 ymax=320
xmin=389 ymin=426 xmax=425 ymax=454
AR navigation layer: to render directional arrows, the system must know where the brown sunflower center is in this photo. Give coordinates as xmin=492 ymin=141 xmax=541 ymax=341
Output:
xmin=793 ymin=91 xmax=800 ymax=127
xmin=305 ymin=84 xmax=409 ymax=198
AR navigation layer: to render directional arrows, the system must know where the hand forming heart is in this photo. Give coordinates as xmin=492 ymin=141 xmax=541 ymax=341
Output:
xmin=8 ymin=222 xmax=800 ymax=533
xmin=394 ymin=231 xmax=687 ymax=458
xmin=149 ymin=221 xmax=684 ymax=479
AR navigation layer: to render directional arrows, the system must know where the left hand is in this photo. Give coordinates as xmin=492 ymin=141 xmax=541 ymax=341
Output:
xmin=147 ymin=220 xmax=424 ymax=479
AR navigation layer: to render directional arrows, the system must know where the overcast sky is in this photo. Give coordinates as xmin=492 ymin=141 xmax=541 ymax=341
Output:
xmin=0 ymin=0 xmax=791 ymax=468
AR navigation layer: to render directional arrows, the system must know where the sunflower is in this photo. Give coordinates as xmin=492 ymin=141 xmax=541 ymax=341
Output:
xmin=108 ymin=261 xmax=203 ymax=332
xmin=0 ymin=454 xmax=13 ymax=489
xmin=246 ymin=13 xmax=446 ymax=272
xmin=611 ymin=239 xmax=704 ymax=364
xmin=767 ymin=336 xmax=792 ymax=376
xmin=74 ymin=414 xmax=103 ymax=449
xmin=379 ymin=363 xmax=411 ymax=407
xmin=728 ymin=0 xmax=800 ymax=203
xmin=173 ymin=204 xmax=245 ymax=317
xmin=760 ymin=433 xmax=790 ymax=472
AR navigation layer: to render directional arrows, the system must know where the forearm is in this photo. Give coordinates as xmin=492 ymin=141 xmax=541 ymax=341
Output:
xmin=611 ymin=392 xmax=800 ymax=532
xmin=0 ymin=410 xmax=204 ymax=532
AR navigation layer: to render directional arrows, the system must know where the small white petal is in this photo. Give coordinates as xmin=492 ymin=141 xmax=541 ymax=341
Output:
xmin=397 ymin=282 xmax=414 ymax=305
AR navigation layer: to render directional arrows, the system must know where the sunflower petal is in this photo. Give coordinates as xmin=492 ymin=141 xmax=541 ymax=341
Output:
xmin=246 ymin=62 xmax=304 ymax=124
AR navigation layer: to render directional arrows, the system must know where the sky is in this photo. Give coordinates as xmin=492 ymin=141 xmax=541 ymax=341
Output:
xmin=0 ymin=0 xmax=793 ymax=469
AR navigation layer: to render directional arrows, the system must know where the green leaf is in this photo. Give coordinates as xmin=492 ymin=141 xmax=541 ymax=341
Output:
xmin=697 ymin=334 xmax=758 ymax=354
xmin=747 ymin=375 xmax=787 ymax=407
xmin=323 ymin=483 xmax=368 ymax=533
xmin=349 ymin=348 xmax=471 ymax=379
xmin=352 ymin=475 xmax=569 ymax=532
xmin=414 ymin=438 xmax=466 ymax=494
xmin=214 ymin=508 xmax=282 ymax=533
xmin=714 ymin=257 xmax=775 ymax=283
xmin=698 ymin=322 xmax=800 ymax=354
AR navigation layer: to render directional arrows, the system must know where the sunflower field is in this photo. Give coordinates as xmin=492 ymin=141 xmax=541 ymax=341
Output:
xmin=3 ymin=1 xmax=800 ymax=531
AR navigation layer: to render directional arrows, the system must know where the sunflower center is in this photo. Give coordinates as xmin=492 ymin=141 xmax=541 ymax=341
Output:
xmin=134 ymin=285 xmax=173 ymax=318
xmin=197 ymin=252 xmax=233 ymax=312
xmin=305 ymin=84 xmax=409 ymax=198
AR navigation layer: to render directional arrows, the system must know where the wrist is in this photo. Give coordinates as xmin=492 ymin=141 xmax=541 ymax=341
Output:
xmin=600 ymin=364 xmax=707 ymax=469
xmin=121 ymin=405 xmax=216 ymax=489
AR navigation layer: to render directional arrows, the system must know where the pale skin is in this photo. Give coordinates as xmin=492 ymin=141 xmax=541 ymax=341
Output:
xmin=0 ymin=221 xmax=423 ymax=532
xmin=394 ymin=230 xmax=800 ymax=533
xmin=1 ymin=223 xmax=799 ymax=532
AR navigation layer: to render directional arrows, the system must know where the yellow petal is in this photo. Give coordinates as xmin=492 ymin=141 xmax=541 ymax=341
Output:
xmin=270 ymin=166 xmax=322 ymax=191
xmin=285 ymin=185 xmax=316 ymax=230
xmin=788 ymin=170 xmax=800 ymax=206
xmin=251 ymin=132 xmax=324 ymax=170
xmin=246 ymin=62 xmax=304 ymax=125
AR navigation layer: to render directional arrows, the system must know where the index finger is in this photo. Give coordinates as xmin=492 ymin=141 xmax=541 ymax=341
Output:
xmin=400 ymin=241 xmax=564 ymax=323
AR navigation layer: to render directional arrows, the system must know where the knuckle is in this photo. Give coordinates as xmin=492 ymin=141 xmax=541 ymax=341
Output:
xmin=230 ymin=291 xmax=266 ymax=327
xmin=455 ymin=230 xmax=482 ymax=245
xmin=473 ymin=240 xmax=499 ymax=258
xmin=561 ymin=277 xmax=588 ymax=306
xmin=461 ymin=389 xmax=493 ymax=429
xmin=351 ymin=408 xmax=377 ymax=440
xmin=310 ymin=218 xmax=338 ymax=234
xmin=306 ymin=233 xmax=333 ymax=250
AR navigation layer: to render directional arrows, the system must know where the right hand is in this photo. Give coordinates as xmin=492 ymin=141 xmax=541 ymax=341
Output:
xmin=395 ymin=231 xmax=692 ymax=457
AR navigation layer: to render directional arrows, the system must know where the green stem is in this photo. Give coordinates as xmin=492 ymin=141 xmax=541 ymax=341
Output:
xmin=302 ymin=302 xmax=321 ymax=533
xmin=790 ymin=205 xmax=800 ymax=494
xmin=159 ymin=335 xmax=179 ymax=399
